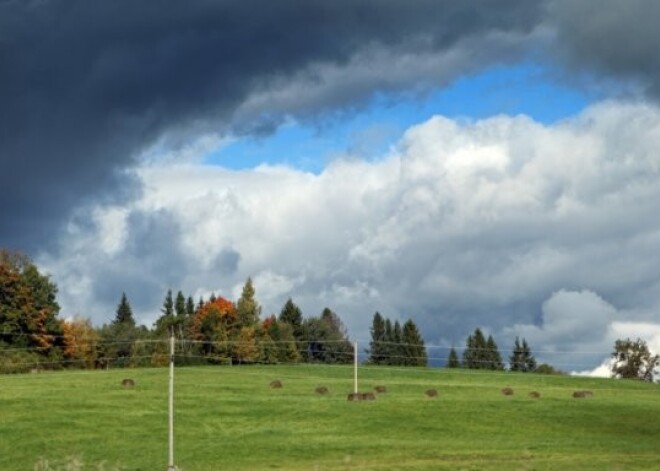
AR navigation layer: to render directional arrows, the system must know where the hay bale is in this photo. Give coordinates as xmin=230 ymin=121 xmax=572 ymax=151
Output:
xmin=121 ymin=378 xmax=135 ymax=387
xmin=374 ymin=385 xmax=387 ymax=394
xmin=315 ymin=386 xmax=329 ymax=395
xmin=347 ymin=392 xmax=376 ymax=401
xmin=501 ymin=387 xmax=514 ymax=396
xmin=425 ymin=388 xmax=438 ymax=398
xmin=573 ymin=390 xmax=593 ymax=398
xmin=270 ymin=379 xmax=283 ymax=389
xmin=528 ymin=391 xmax=541 ymax=399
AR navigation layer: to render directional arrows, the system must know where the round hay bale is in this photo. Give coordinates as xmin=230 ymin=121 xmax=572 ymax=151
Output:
xmin=121 ymin=378 xmax=135 ymax=387
xmin=501 ymin=387 xmax=514 ymax=396
xmin=425 ymin=388 xmax=438 ymax=398
xmin=315 ymin=386 xmax=329 ymax=395
xmin=374 ymin=385 xmax=387 ymax=394
xmin=528 ymin=391 xmax=541 ymax=399
xmin=269 ymin=379 xmax=283 ymax=389
xmin=573 ymin=390 xmax=593 ymax=399
xmin=347 ymin=392 xmax=376 ymax=401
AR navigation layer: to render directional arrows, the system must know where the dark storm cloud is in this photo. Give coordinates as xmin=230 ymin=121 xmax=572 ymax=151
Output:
xmin=550 ymin=0 xmax=660 ymax=96
xmin=0 ymin=0 xmax=544 ymax=253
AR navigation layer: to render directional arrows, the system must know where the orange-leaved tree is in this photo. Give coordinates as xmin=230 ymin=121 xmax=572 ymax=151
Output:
xmin=189 ymin=296 xmax=237 ymax=359
xmin=61 ymin=317 xmax=100 ymax=369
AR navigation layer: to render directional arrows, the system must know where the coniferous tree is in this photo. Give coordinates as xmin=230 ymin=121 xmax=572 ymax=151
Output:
xmin=368 ymin=312 xmax=387 ymax=365
xmin=392 ymin=320 xmax=403 ymax=365
xmin=114 ymin=293 xmax=135 ymax=327
xmin=175 ymin=291 xmax=186 ymax=317
xmin=463 ymin=328 xmax=487 ymax=369
xmin=510 ymin=337 xmax=537 ymax=372
xmin=383 ymin=318 xmax=394 ymax=365
xmin=402 ymin=319 xmax=427 ymax=366
xmin=279 ymin=298 xmax=303 ymax=340
xmin=236 ymin=277 xmax=261 ymax=328
xmin=161 ymin=290 xmax=174 ymax=317
xmin=447 ymin=347 xmax=460 ymax=368
xmin=486 ymin=335 xmax=504 ymax=370
xmin=186 ymin=296 xmax=195 ymax=316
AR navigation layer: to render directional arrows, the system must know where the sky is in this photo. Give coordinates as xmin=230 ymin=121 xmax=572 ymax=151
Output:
xmin=2 ymin=0 xmax=660 ymax=375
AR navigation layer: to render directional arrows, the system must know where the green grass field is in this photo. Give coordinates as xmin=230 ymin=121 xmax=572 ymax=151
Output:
xmin=1 ymin=364 xmax=659 ymax=470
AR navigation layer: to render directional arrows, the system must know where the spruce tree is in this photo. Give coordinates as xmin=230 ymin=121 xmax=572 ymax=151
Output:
xmin=393 ymin=320 xmax=403 ymax=366
xmin=402 ymin=319 xmax=427 ymax=367
xmin=186 ymin=296 xmax=195 ymax=316
xmin=114 ymin=293 xmax=135 ymax=327
xmin=175 ymin=291 xmax=186 ymax=317
xmin=463 ymin=328 xmax=487 ymax=369
xmin=522 ymin=338 xmax=537 ymax=372
xmin=368 ymin=312 xmax=386 ymax=365
xmin=510 ymin=337 xmax=537 ymax=372
xmin=279 ymin=298 xmax=303 ymax=340
xmin=447 ymin=347 xmax=460 ymax=368
xmin=161 ymin=290 xmax=174 ymax=317
xmin=486 ymin=335 xmax=504 ymax=370
xmin=383 ymin=318 xmax=394 ymax=365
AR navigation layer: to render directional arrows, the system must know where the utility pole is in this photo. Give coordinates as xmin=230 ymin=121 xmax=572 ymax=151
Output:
xmin=354 ymin=341 xmax=358 ymax=394
xmin=168 ymin=332 xmax=176 ymax=471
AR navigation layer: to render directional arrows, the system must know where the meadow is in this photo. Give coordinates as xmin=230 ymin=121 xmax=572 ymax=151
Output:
xmin=0 ymin=364 xmax=658 ymax=470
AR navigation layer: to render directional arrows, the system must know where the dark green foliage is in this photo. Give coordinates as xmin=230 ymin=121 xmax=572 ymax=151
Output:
xmin=463 ymin=328 xmax=488 ymax=369
xmin=175 ymin=291 xmax=186 ymax=317
xmin=402 ymin=319 xmax=427 ymax=366
xmin=447 ymin=347 xmax=460 ymax=368
xmin=186 ymin=296 xmax=195 ymax=316
xmin=279 ymin=298 xmax=303 ymax=340
xmin=302 ymin=308 xmax=353 ymax=364
xmin=510 ymin=337 xmax=537 ymax=372
xmin=534 ymin=363 xmax=564 ymax=375
xmin=0 ymin=250 xmax=63 ymax=356
xmin=113 ymin=293 xmax=135 ymax=327
xmin=611 ymin=338 xmax=659 ymax=382
xmin=486 ymin=335 xmax=504 ymax=370
xmin=368 ymin=312 xmax=387 ymax=365
xmin=368 ymin=313 xmax=427 ymax=367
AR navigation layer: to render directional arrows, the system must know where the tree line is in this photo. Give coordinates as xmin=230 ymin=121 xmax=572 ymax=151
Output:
xmin=1 ymin=249 xmax=657 ymax=380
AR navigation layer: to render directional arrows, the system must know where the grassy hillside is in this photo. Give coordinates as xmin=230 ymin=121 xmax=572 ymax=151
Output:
xmin=0 ymin=364 xmax=658 ymax=470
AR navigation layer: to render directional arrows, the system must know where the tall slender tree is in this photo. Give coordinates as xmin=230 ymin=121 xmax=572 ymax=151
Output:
xmin=368 ymin=312 xmax=387 ymax=365
xmin=279 ymin=298 xmax=303 ymax=340
xmin=236 ymin=277 xmax=261 ymax=328
xmin=114 ymin=293 xmax=135 ymax=327
xmin=402 ymin=319 xmax=427 ymax=366
xmin=447 ymin=347 xmax=460 ymax=368
xmin=486 ymin=335 xmax=504 ymax=370
xmin=175 ymin=291 xmax=186 ymax=317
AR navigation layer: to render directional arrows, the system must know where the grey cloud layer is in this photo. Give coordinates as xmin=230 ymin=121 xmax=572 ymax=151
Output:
xmin=42 ymin=102 xmax=660 ymax=370
xmin=0 ymin=0 xmax=543 ymax=251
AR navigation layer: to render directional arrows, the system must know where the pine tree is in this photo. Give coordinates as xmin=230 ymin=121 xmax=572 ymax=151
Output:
xmin=175 ymin=291 xmax=186 ymax=317
xmin=402 ymin=319 xmax=427 ymax=367
xmin=186 ymin=296 xmax=195 ymax=316
xmin=368 ymin=312 xmax=387 ymax=365
xmin=510 ymin=337 xmax=537 ymax=372
xmin=486 ymin=335 xmax=504 ymax=370
xmin=463 ymin=328 xmax=487 ymax=369
xmin=447 ymin=347 xmax=459 ymax=368
xmin=161 ymin=290 xmax=174 ymax=317
xmin=522 ymin=338 xmax=537 ymax=372
xmin=236 ymin=277 xmax=261 ymax=328
xmin=278 ymin=298 xmax=303 ymax=340
xmin=383 ymin=318 xmax=394 ymax=365
xmin=393 ymin=320 xmax=403 ymax=366
xmin=257 ymin=332 xmax=279 ymax=364
xmin=114 ymin=293 xmax=135 ymax=327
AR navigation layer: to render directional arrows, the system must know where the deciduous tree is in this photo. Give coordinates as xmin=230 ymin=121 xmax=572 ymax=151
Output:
xmin=611 ymin=338 xmax=659 ymax=382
